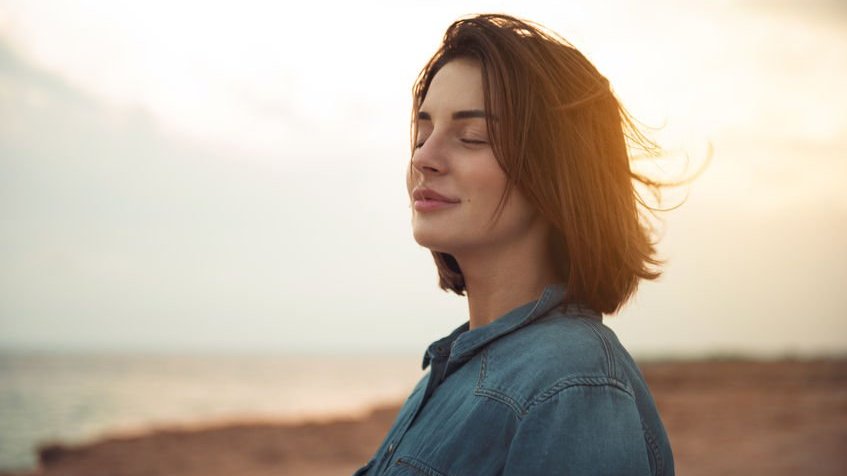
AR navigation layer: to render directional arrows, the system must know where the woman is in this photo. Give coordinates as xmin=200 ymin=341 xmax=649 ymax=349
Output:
xmin=355 ymin=13 xmax=675 ymax=476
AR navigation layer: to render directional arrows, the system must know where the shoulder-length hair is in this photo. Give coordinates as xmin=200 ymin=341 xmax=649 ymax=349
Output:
xmin=410 ymin=13 xmax=680 ymax=315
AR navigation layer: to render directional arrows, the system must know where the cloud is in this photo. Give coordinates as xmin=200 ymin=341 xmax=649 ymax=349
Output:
xmin=0 ymin=37 xmax=436 ymax=353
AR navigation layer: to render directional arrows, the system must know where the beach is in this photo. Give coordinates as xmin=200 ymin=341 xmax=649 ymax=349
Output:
xmin=4 ymin=358 xmax=845 ymax=476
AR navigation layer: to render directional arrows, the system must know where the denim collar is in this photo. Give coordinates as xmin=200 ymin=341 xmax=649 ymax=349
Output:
xmin=421 ymin=282 xmax=600 ymax=370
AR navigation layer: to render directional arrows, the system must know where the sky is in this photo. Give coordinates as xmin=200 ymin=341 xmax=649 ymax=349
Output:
xmin=1 ymin=0 xmax=845 ymax=357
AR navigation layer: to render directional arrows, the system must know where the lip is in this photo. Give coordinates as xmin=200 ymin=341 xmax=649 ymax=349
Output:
xmin=411 ymin=187 xmax=461 ymax=213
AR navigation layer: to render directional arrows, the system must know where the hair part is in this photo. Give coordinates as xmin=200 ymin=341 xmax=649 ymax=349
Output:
xmin=410 ymin=13 xmax=700 ymax=315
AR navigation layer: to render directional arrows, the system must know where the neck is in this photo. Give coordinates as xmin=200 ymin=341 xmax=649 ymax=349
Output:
xmin=453 ymin=229 xmax=562 ymax=330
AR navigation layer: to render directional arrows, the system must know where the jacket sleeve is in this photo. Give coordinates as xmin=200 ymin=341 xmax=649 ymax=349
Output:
xmin=503 ymin=381 xmax=652 ymax=475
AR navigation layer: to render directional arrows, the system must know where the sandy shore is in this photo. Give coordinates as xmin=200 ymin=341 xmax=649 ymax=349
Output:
xmin=5 ymin=358 xmax=846 ymax=476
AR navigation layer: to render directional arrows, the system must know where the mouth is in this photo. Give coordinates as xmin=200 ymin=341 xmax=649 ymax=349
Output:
xmin=410 ymin=186 xmax=460 ymax=213
xmin=413 ymin=198 xmax=460 ymax=213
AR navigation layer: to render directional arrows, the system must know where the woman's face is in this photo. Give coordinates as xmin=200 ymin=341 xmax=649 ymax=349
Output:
xmin=406 ymin=58 xmax=548 ymax=257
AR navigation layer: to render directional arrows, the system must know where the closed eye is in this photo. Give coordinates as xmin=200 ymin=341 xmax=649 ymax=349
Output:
xmin=414 ymin=137 xmax=487 ymax=149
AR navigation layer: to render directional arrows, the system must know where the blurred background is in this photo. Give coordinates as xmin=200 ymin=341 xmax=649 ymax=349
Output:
xmin=1 ymin=0 xmax=845 ymax=473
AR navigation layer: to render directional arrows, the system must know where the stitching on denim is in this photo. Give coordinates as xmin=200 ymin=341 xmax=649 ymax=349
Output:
xmin=580 ymin=318 xmax=615 ymax=377
xmin=474 ymin=387 xmax=525 ymax=418
xmin=475 ymin=348 xmax=526 ymax=418
xmin=478 ymin=347 xmax=488 ymax=384
xmin=525 ymin=376 xmax=634 ymax=414
xmin=396 ymin=456 xmax=448 ymax=476
xmin=641 ymin=418 xmax=664 ymax=476
xmin=575 ymin=318 xmax=616 ymax=378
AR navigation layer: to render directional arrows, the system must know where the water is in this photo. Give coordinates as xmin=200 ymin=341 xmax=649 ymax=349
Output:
xmin=0 ymin=351 xmax=424 ymax=472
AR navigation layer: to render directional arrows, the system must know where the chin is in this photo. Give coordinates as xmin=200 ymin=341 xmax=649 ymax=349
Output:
xmin=411 ymin=227 xmax=456 ymax=254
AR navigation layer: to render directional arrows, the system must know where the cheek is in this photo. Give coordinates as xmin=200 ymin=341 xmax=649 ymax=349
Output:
xmin=471 ymin=168 xmax=536 ymax=226
xmin=505 ymin=184 xmax=544 ymax=230
xmin=468 ymin=163 xmax=509 ymax=206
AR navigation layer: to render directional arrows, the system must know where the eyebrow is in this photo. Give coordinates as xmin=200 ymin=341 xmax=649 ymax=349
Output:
xmin=417 ymin=109 xmax=489 ymax=121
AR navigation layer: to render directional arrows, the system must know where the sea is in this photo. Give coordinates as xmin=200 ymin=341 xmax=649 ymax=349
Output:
xmin=0 ymin=351 xmax=425 ymax=472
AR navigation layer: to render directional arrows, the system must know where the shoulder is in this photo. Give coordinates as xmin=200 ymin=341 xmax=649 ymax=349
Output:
xmin=476 ymin=310 xmax=634 ymax=416
xmin=487 ymin=309 xmax=621 ymax=382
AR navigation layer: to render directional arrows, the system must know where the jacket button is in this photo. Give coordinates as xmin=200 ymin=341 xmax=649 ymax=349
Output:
xmin=388 ymin=442 xmax=395 ymax=453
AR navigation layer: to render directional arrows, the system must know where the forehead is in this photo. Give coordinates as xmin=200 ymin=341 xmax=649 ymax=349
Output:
xmin=420 ymin=58 xmax=485 ymax=113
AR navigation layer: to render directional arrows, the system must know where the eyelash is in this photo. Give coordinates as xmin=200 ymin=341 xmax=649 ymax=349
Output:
xmin=414 ymin=138 xmax=488 ymax=149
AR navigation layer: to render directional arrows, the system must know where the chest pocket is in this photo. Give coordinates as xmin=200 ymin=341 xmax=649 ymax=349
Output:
xmin=384 ymin=455 xmax=447 ymax=476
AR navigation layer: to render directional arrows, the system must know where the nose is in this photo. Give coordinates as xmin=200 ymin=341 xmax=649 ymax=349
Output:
xmin=410 ymin=133 xmax=448 ymax=178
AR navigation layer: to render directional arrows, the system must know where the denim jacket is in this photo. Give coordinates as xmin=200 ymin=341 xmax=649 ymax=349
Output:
xmin=353 ymin=283 xmax=674 ymax=476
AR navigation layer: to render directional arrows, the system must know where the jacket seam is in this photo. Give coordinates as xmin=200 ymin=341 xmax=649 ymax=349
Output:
xmin=575 ymin=318 xmax=616 ymax=378
xmin=642 ymin=418 xmax=664 ymax=476
xmin=523 ymin=376 xmax=635 ymax=416
xmin=475 ymin=348 xmax=526 ymax=418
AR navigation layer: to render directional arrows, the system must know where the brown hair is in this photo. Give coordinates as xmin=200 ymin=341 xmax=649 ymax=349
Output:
xmin=410 ymin=14 xmax=692 ymax=315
